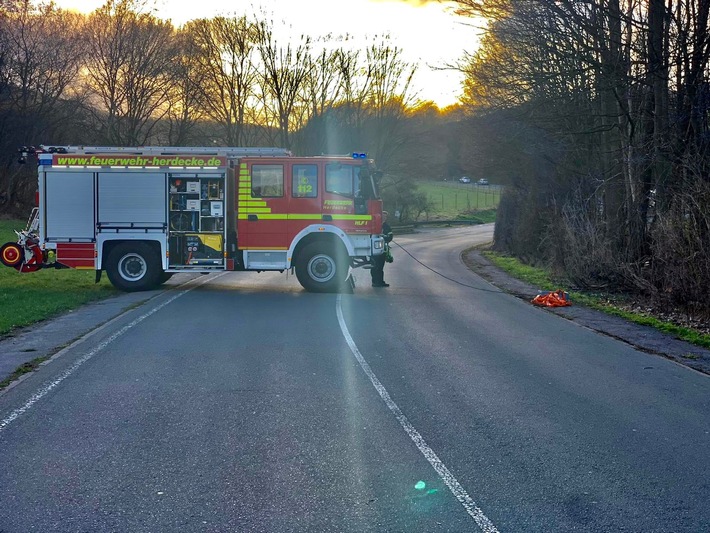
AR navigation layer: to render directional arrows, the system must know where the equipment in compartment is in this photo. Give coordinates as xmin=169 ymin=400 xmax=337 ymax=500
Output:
xmin=169 ymin=175 xmax=224 ymax=234
xmin=202 ymin=179 xmax=223 ymax=200
xmin=168 ymin=174 xmax=226 ymax=267
xmin=170 ymin=211 xmax=197 ymax=231
xmin=186 ymin=234 xmax=223 ymax=265
xmin=169 ymin=233 xmax=224 ymax=266
xmin=200 ymin=216 xmax=223 ymax=232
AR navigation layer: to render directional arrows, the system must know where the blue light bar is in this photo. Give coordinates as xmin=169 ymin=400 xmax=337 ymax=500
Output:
xmin=352 ymin=152 xmax=367 ymax=159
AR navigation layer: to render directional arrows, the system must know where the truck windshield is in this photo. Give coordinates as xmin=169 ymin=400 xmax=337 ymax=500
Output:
xmin=324 ymin=163 xmax=379 ymax=200
xmin=325 ymin=164 xmax=355 ymax=196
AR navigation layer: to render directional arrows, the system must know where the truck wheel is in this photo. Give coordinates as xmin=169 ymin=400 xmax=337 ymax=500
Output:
xmin=106 ymin=242 xmax=161 ymax=292
xmin=295 ymin=242 xmax=349 ymax=293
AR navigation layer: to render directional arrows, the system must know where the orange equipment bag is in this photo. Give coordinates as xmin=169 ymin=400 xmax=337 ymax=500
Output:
xmin=531 ymin=289 xmax=571 ymax=307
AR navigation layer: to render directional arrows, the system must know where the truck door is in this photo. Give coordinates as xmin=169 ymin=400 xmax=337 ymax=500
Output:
xmin=236 ymin=160 xmax=290 ymax=267
xmin=323 ymin=162 xmax=371 ymax=233
xmin=287 ymin=161 xmax=321 ymax=240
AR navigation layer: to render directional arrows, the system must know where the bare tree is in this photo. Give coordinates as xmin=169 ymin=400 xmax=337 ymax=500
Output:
xmin=453 ymin=0 xmax=710 ymax=311
xmin=0 ymin=1 xmax=85 ymax=140
xmin=162 ymin=28 xmax=205 ymax=145
xmin=0 ymin=1 xmax=85 ymax=209
xmin=361 ymin=39 xmax=416 ymax=168
xmin=326 ymin=36 xmax=416 ymax=169
xmin=334 ymin=45 xmax=371 ymax=151
xmin=291 ymin=42 xmax=345 ymax=154
xmin=254 ymin=20 xmax=313 ymax=150
xmin=183 ymin=16 xmax=259 ymax=146
xmin=83 ymin=0 xmax=177 ymax=145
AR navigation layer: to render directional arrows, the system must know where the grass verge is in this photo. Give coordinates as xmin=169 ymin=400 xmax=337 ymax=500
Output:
xmin=0 ymin=355 xmax=51 ymax=390
xmin=0 ymin=219 xmax=117 ymax=337
xmin=458 ymin=209 xmax=498 ymax=224
xmin=482 ymin=250 xmax=710 ymax=349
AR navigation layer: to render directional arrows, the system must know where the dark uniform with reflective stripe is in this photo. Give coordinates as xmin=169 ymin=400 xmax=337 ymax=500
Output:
xmin=371 ymin=217 xmax=392 ymax=287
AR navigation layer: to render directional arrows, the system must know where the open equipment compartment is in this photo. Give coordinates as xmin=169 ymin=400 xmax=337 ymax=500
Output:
xmin=168 ymin=171 xmax=226 ymax=268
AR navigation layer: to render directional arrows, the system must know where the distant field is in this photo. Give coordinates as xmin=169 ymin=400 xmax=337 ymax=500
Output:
xmin=416 ymin=180 xmax=501 ymax=219
xmin=0 ymin=219 xmax=116 ymax=336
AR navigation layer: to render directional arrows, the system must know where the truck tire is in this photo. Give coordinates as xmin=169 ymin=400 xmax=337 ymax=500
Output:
xmin=105 ymin=242 xmax=161 ymax=292
xmin=295 ymin=241 xmax=349 ymax=293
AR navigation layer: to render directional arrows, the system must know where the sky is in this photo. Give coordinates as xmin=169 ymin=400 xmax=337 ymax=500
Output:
xmin=54 ymin=0 xmax=481 ymax=108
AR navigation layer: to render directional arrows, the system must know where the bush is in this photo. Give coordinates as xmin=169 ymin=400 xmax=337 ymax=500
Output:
xmin=650 ymin=178 xmax=710 ymax=314
xmin=493 ymin=183 xmax=551 ymax=265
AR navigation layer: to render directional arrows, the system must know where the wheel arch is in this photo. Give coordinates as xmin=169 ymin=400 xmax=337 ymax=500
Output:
xmin=98 ymin=237 xmax=164 ymax=270
xmin=290 ymin=226 xmax=352 ymax=268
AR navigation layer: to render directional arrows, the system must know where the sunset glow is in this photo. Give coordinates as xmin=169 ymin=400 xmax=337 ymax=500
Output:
xmin=54 ymin=0 xmax=480 ymax=108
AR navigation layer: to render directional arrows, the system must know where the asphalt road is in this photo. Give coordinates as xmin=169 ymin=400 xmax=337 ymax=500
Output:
xmin=1 ymin=224 xmax=709 ymax=532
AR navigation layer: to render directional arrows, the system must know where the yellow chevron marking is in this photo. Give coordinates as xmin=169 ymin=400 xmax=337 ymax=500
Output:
xmin=235 ymin=213 xmax=373 ymax=221
xmin=286 ymin=214 xmax=322 ymax=220
xmin=331 ymin=215 xmax=372 ymax=221
xmin=238 ymin=214 xmax=287 ymax=220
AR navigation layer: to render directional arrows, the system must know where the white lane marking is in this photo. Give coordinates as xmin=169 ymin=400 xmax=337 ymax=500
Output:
xmin=336 ymin=295 xmax=499 ymax=533
xmin=0 ymin=274 xmax=224 ymax=433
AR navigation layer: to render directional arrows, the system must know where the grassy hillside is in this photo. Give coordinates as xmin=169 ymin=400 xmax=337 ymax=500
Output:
xmin=416 ymin=180 xmax=501 ymax=219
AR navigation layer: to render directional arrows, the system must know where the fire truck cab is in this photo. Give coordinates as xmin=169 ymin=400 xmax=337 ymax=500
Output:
xmin=0 ymin=146 xmax=386 ymax=293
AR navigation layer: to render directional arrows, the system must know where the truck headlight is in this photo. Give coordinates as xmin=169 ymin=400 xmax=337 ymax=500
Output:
xmin=374 ymin=240 xmax=384 ymax=249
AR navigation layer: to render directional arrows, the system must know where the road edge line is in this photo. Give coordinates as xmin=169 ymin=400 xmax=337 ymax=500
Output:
xmin=0 ymin=273 xmax=224 ymax=432
xmin=335 ymin=295 xmax=499 ymax=533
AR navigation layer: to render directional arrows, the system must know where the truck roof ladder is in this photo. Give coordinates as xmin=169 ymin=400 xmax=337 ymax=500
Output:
xmin=38 ymin=146 xmax=292 ymax=158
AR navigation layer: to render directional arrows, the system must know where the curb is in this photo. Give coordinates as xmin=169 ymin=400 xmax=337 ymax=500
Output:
xmin=0 ymin=274 xmax=200 ymax=387
xmin=462 ymin=248 xmax=710 ymax=376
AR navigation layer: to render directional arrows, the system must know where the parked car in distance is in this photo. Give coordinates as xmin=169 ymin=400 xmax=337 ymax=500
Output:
xmin=459 ymin=176 xmax=471 ymax=183
xmin=477 ymin=178 xmax=489 ymax=185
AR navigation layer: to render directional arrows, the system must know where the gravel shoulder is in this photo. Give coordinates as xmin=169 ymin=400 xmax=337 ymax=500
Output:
xmin=462 ymin=248 xmax=710 ymax=376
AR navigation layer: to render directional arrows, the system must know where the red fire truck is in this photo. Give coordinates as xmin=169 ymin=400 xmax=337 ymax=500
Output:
xmin=0 ymin=146 xmax=386 ymax=292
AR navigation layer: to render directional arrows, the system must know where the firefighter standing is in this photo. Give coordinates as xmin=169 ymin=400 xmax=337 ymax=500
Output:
xmin=371 ymin=211 xmax=393 ymax=287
